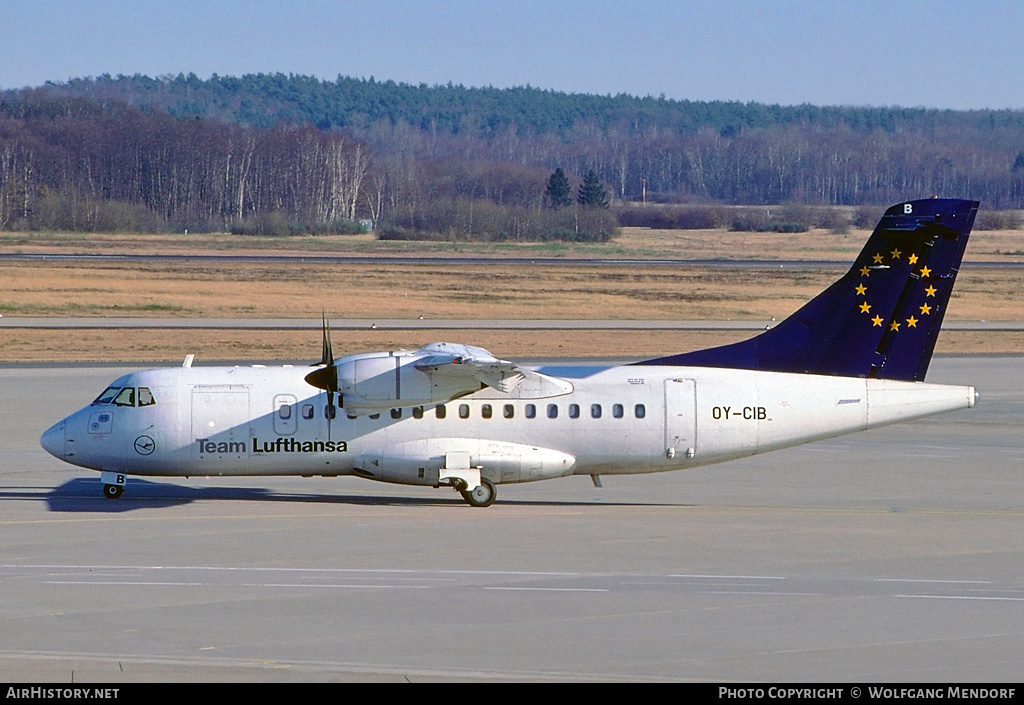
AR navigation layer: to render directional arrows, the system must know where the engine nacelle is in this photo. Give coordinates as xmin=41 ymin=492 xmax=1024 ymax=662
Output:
xmin=323 ymin=343 xmax=573 ymax=413
xmin=355 ymin=438 xmax=577 ymax=486
xmin=335 ymin=350 xmax=474 ymax=412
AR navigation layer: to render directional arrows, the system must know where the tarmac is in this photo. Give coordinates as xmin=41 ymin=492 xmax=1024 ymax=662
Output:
xmin=2 ymin=356 xmax=1023 ymax=682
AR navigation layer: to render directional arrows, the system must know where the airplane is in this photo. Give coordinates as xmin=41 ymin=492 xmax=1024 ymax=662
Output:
xmin=41 ymin=198 xmax=980 ymax=507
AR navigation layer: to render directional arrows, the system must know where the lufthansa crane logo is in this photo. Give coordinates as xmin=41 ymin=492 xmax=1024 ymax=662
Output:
xmin=134 ymin=435 xmax=156 ymax=455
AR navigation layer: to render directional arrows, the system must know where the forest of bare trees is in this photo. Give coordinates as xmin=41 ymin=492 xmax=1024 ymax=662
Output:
xmin=0 ymin=99 xmax=371 ymax=234
xmin=2 ymin=74 xmax=1023 ymax=237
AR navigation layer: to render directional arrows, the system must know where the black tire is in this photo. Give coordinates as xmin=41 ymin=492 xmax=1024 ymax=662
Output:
xmin=103 ymin=483 xmax=124 ymax=499
xmin=462 ymin=478 xmax=496 ymax=508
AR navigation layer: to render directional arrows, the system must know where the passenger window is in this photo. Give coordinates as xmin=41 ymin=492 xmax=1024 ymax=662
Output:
xmin=326 ymin=405 xmax=337 ymax=420
xmin=114 ymin=387 xmax=135 ymax=407
xmin=279 ymin=404 xmax=292 ymax=419
xmin=547 ymin=404 xmax=558 ymax=419
xmin=503 ymin=404 xmax=514 ymax=419
xmin=391 ymin=408 xmax=402 ymax=419
xmin=635 ymin=404 xmax=646 ymax=419
xmin=138 ymin=387 xmax=156 ymax=406
xmin=613 ymin=404 xmax=624 ymax=418
xmin=568 ymin=404 xmax=580 ymax=419
xmin=302 ymin=404 xmax=314 ymax=419
xmin=459 ymin=404 xmax=470 ymax=419
xmin=413 ymin=406 xmax=424 ymax=419
xmin=591 ymin=404 xmax=602 ymax=418
xmin=436 ymin=404 xmax=447 ymax=419
xmin=481 ymin=404 xmax=492 ymax=419
xmin=525 ymin=404 xmax=536 ymax=419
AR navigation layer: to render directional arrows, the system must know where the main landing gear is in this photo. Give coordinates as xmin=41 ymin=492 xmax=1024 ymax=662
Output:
xmin=458 ymin=477 xmax=496 ymax=508
xmin=103 ymin=484 xmax=124 ymax=499
xmin=439 ymin=454 xmax=496 ymax=507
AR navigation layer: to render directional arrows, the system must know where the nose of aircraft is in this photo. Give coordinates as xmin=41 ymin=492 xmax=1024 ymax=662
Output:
xmin=40 ymin=419 xmax=65 ymax=459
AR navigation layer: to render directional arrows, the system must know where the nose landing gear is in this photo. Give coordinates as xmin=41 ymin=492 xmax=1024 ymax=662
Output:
xmin=103 ymin=484 xmax=124 ymax=499
xmin=100 ymin=471 xmax=127 ymax=499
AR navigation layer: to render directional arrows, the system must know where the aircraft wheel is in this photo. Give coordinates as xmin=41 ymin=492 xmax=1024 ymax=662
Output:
xmin=461 ymin=478 xmax=496 ymax=508
xmin=103 ymin=483 xmax=124 ymax=499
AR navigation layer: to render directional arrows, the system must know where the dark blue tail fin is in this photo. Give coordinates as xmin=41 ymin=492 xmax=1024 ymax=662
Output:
xmin=640 ymin=198 xmax=979 ymax=381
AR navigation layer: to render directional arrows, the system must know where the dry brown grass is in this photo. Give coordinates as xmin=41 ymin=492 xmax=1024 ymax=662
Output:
xmin=1 ymin=259 xmax=1019 ymax=321
xmin=0 ymin=260 xmax=841 ymax=321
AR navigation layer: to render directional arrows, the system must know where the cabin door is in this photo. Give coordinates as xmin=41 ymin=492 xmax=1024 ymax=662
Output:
xmin=664 ymin=378 xmax=697 ymax=460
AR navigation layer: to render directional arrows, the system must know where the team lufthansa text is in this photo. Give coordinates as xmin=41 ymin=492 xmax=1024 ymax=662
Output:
xmin=195 ymin=437 xmax=348 ymax=455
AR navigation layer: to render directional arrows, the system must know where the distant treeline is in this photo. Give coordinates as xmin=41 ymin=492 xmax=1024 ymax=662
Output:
xmin=1 ymin=74 xmax=1023 ymax=237
xmin=0 ymin=91 xmax=614 ymax=239
xmin=0 ymin=96 xmax=370 ymax=233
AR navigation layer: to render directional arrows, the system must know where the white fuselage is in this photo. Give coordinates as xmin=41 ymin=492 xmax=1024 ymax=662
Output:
xmin=41 ymin=362 xmax=976 ymax=490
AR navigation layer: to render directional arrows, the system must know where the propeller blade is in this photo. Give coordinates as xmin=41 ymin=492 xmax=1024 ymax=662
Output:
xmin=306 ymin=313 xmax=336 ymax=386
xmin=317 ymin=312 xmax=333 ymax=367
xmin=304 ymin=313 xmax=340 ymax=440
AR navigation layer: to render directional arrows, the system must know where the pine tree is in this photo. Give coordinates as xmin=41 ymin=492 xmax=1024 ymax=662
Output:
xmin=577 ymin=169 xmax=609 ymax=208
xmin=545 ymin=168 xmax=573 ymax=209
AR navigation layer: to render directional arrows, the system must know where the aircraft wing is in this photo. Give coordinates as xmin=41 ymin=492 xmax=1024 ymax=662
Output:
xmin=414 ymin=342 xmax=526 ymax=393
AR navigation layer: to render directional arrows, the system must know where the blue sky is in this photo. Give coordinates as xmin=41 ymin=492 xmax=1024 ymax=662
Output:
xmin=2 ymin=0 xmax=1022 ymax=109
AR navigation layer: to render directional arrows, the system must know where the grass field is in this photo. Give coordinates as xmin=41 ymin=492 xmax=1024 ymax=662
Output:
xmin=2 ymin=226 xmax=1022 ymax=362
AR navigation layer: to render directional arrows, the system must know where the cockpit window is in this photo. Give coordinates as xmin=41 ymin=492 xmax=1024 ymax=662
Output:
xmin=92 ymin=386 xmax=122 ymax=405
xmin=92 ymin=386 xmax=156 ymax=407
xmin=113 ymin=387 xmax=136 ymax=407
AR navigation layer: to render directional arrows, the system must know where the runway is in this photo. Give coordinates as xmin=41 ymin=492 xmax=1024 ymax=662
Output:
xmin=2 ymin=356 xmax=1024 ymax=681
